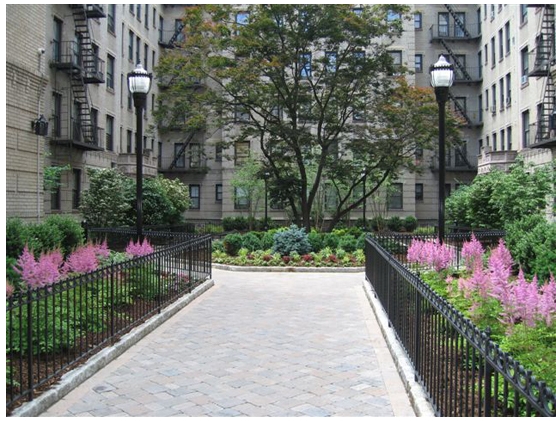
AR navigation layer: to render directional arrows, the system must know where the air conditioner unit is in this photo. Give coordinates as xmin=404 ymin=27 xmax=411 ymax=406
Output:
xmin=521 ymin=75 xmax=528 ymax=85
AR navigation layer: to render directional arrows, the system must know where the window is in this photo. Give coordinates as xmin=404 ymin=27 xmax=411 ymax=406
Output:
xmin=236 ymin=12 xmax=249 ymax=34
xmin=454 ymin=54 xmax=466 ymax=80
xmin=53 ymin=18 xmax=63 ymax=62
xmin=107 ymin=4 xmax=115 ymax=33
xmin=135 ymin=36 xmax=141 ymax=65
xmin=174 ymin=143 xmax=186 ymax=168
xmin=189 ymin=143 xmax=202 ymax=168
xmin=490 ymin=36 xmax=495 ymax=65
xmin=415 ymin=183 xmax=424 ymax=202
xmin=129 ymin=4 xmax=134 ymax=15
xmin=72 ymin=169 xmax=81 ymax=209
xmin=51 ymin=178 xmax=61 ymax=210
xmin=52 ymin=92 xmax=62 ymax=137
xmin=500 ymin=129 xmax=505 ymax=151
xmin=455 ymin=97 xmax=467 ymax=114
xmin=158 ymin=16 xmax=164 ymax=43
xmin=128 ymin=30 xmax=134 ymax=61
xmin=215 ymin=143 xmax=223 ymax=162
xmin=484 ymin=43 xmax=488 ymax=65
xmin=300 ymin=52 xmax=312 ymax=79
xmin=127 ymin=130 xmax=132 ymax=153
xmin=478 ymin=94 xmax=483 ymax=122
xmin=352 ymin=7 xmax=362 ymax=16
xmin=158 ymin=142 xmax=162 ymax=168
xmin=499 ymin=78 xmax=504 ymax=110
xmin=492 ymin=133 xmax=498 ymax=151
xmin=152 ymin=51 xmax=156 ymax=70
xmin=325 ymin=184 xmax=338 ymax=210
xmin=477 ymin=7 xmax=482 ymax=34
xmin=521 ymin=47 xmax=529 ymax=81
xmin=498 ymin=29 xmax=504 ymax=60
xmin=478 ymin=51 xmax=482 ymax=79
xmin=354 ymin=50 xmax=365 ymax=72
xmin=522 ymin=110 xmax=530 ymax=147
xmin=325 ymin=52 xmax=337 ymax=73
xmin=520 ymin=5 xmax=528 ymax=25
xmin=445 ymin=184 xmax=452 ymax=198
xmin=215 ymin=184 xmax=223 ymax=202
xmin=144 ymin=5 xmax=149 ymax=28
xmin=455 ymin=142 xmax=468 ymax=166
xmin=144 ymin=44 xmax=149 ymax=71
xmin=174 ymin=19 xmax=185 ymax=43
xmin=505 ymin=22 xmax=511 ymax=55
xmin=234 ymin=105 xmax=250 ymax=122
xmin=137 ymin=4 xmax=141 ymax=21
xmin=190 ymin=185 xmax=200 ymax=209
xmin=387 ymin=10 xmax=401 ymax=22
xmin=387 ymin=183 xmax=403 ymax=210
xmin=506 ymin=73 xmax=511 ymax=105
xmin=454 ymin=12 xmax=465 ymax=37
xmin=485 ymin=89 xmax=489 ymax=110
xmin=415 ymin=54 xmax=423 ymax=73
xmin=106 ymin=115 xmax=114 ymax=151
xmin=106 ymin=54 xmax=115 ymax=89
xmin=414 ymin=12 xmax=422 ymax=29
xmin=507 ymin=126 xmax=512 ymax=150
xmin=91 ymin=108 xmax=99 ymax=142
xmin=438 ymin=13 xmax=449 ymax=37
xmin=153 ymin=7 xmax=157 ymax=28
xmin=234 ymin=187 xmax=250 ymax=210
xmin=389 ymin=50 xmax=402 ymax=73
xmin=491 ymin=84 xmax=497 ymax=111
xmin=127 ymin=83 xmax=132 ymax=110
xmin=234 ymin=141 xmax=250 ymax=165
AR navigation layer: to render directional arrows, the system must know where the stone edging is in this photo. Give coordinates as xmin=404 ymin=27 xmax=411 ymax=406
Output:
xmin=11 ymin=279 xmax=215 ymax=418
xmin=212 ymin=263 xmax=365 ymax=273
xmin=362 ymin=279 xmax=436 ymax=417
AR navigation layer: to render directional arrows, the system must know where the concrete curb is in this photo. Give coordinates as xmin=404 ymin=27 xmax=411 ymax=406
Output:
xmin=212 ymin=263 xmax=365 ymax=273
xmin=11 ymin=279 xmax=215 ymax=418
xmin=362 ymin=279 xmax=436 ymax=417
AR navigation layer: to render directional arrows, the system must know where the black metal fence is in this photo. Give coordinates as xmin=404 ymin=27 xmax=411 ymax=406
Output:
xmin=365 ymin=233 xmax=556 ymax=417
xmin=6 ymin=234 xmax=212 ymax=414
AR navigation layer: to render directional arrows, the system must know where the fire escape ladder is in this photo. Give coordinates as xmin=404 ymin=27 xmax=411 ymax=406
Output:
xmin=455 ymin=145 xmax=473 ymax=169
xmin=70 ymin=74 xmax=96 ymax=145
xmin=71 ymin=5 xmax=103 ymax=82
xmin=163 ymin=21 xmax=186 ymax=48
xmin=439 ymin=38 xmax=472 ymax=81
xmin=444 ymin=4 xmax=471 ymax=38
xmin=169 ymin=130 xmax=196 ymax=169
xmin=536 ymin=75 xmax=555 ymax=144
xmin=448 ymin=92 xmax=473 ymax=127
xmin=530 ymin=5 xmax=554 ymax=77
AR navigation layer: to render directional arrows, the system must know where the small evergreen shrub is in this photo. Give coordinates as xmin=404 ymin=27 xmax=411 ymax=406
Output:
xmin=387 ymin=216 xmax=403 ymax=232
xmin=44 ymin=215 xmax=85 ymax=256
xmin=222 ymin=217 xmax=237 ymax=231
xmin=323 ymin=232 xmax=340 ymax=249
xmin=272 ymin=225 xmax=312 ymax=256
xmin=356 ymin=233 xmax=367 ymax=250
xmin=308 ymin=231 xmax=324 ymax=253
xmin=403 ymin=216 xmax=418 ymax=232
xmin=7 ymin=218 xmax=29 ymax=259
xmin=242 ymin=232 xmax=261 ymax=252
xmin=260 ymin=232 xmax=274 ymax=250
xmin=26 ymin=223 xmax=64 ymax=257
xmin=370 ymin=216 xmax=387 ymax=232
xmin=212 ymin=239 xmax=225 ymax=253
xmin=223 ymin=233 xmax=244 ymax=256
xmin=338 ymin=234 xmax=358 ymax=253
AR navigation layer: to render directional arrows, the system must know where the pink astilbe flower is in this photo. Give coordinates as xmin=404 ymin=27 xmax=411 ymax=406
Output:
xmin=126 ymin=238 xmax=154 ymax=257
xmin=407 ymin=238 xmax=453 ymax=272
xmin=92 ymin=239 xmax=110 ymax=260
xmin=64 ymin=244 xmax=99 ymax=274
xmin=6 ymin=283 xmax=15 ymax=298
xmin=487 ymin=240 xmax=514 ymax=301
xmin=499 ymin=269 xmax=540 ymax=328
xmin=538 ymin=274 xmax=556 ymax=326
xmin=461 ymin=234 xmax=484 ymax=271
xmin=13 ymin=246 xmax=63 ymax=290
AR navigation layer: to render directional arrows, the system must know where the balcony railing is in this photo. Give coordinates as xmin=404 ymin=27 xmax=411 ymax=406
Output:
xmin=50 ymin=117 xmax=104 ymax=151
xmin=429 ymin=23 xmax=481 ymax=41
xmin=50 ymin=41 xmax=105 ymax=83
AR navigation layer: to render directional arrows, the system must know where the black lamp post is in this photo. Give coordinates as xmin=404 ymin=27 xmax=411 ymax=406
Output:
xmin=127 ymin=64 xmax=153 ymax=242
xmin=361 ymin=170 xmax=367 ymax=230
xmin=430 ymin=55 xmax=454 ymax=244
xmin=263 ymin=170 xmax=270 ymax=231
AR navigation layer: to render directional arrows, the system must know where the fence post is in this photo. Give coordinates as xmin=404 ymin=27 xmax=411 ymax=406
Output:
xmin=26 ymin=290 xmax=34 ymax=401
xmin=110 ymin=267 xmax=115 ymax=339
xmin=414 ymin=291 xmax=421 ymax=382
xmin=484 ymin=327 xmax=493 ymax=416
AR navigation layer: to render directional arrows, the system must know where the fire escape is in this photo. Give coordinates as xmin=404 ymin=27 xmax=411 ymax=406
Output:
xmin=528 ymin=5 xmax=556 ymax=148
xmin=50 ymin=5 xmax=105 ymax=150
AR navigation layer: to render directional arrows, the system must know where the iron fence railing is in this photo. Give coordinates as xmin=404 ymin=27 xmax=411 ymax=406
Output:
xmin=6 ymin=234 xmax=212 ymax=414
xmin=365 ymin=233 xmax=556 ymax=417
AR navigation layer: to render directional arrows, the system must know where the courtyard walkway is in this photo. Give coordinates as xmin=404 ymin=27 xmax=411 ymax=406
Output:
xmin=39 ymin=269 xmax=416 ymax=417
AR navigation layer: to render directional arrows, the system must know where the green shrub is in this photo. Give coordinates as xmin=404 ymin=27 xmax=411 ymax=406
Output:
xmin=26 ymin=223 xmax=64 ymax=256
xmin=308 ymin=231 xmax=324 ymax=252
xmin=7 ymin=218 xmax=29 ymax=259
xmin=370 ymin=216 xmax=387 ymax=232
xmin=386 ymin=216 xmax=403 ymax=232
xmin=212 ymin=239 xmax=225 ymax=253
xmin=403 ymin=216 xmax=418 ymax=232
xmin=323 ymin=232 xmax=340 ymax=249
xmin=338 ymin=234 xmax=358 ymax=253
xmin=223 ymin=233 xmax=244 ymax=256
xmin=356 ymin=233 xmax=367 ymax=250
xmin=44 ymin=215 xmax=85 ymax=256
xmin=222 ymin=217 xmax=237 ymax=231
xmin=260 ymin=232 xmax=274 ymax=250
xmin=272 ymin=225 xmax=312 ymax=256
xmin=241 ymin=232 xmax=261 ymax=252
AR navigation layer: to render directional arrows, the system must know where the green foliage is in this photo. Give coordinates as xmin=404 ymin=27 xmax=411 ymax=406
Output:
xmin=356 ymin=233 xmax=367 ymax=251
xmin=338 ymin=234 xmax=358 ymax=253
xmin=387 ymin=216 xmax=403 ymax=232
xmin=128 ymin=268 xmax=166 ymax=301
xmin=43 ymin=164 xmax=71 ymax=192
xmin=43 ymin=215 xmax=84 ymax=256
xmin=141 ymin=177 xmax=191 ymax=226
xmin=323 ymin=232 xmax=340 ymax=250
xmin=223 ymin=233 xmax=244 ymax=256
xmin=212 ymin=239 xmax=225 ymax=253
xmin=79 ymin=168 xmax=134 ymax=227
xmin=272 ymin=225 xmax=312 ymax=257
xmin=370 ymin=216 xmax=387 ymax=232
xmin=7 ymin=218 xmax=29 ymax=259
xmin=308 ymin=231 xmax=325 ymax=253
xmin=506 ymin=215 xmax=556 ymax=281
xmin=446 ymin=159 xmax=554 ymax=229
xmin=26 ymin=223 xmax=64 ymax=257
xmin=260 ymin=232 xmax=275 ymax=250
xmin=403 ymin=216 xmax=418 ymax=232
xmin=241 ymin=232 xmax=261 ymax=252
xmin=222 ymin=216 xmax=249 ymax=231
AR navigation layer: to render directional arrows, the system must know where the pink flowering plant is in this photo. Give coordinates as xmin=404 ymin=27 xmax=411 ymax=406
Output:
xmin=407 ymin=238 xmax=454 ymax=272
xmin=125 ymin=238 xmax=154 ymax=257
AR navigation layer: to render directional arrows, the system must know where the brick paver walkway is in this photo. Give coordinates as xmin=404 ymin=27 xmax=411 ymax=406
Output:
xmin=40 ymin=269 xmax=415 ymax=417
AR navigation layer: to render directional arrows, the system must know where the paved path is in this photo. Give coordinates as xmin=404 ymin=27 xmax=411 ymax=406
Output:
xmin=40 ymin=269 xmax=416 ymax=417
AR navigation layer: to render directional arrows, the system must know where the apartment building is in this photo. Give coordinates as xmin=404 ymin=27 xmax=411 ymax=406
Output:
xmin=6 ymin=4 xmax=555 ymax=225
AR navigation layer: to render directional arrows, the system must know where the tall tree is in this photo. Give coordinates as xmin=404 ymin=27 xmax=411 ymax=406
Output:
xmin=155 ymin=4 xmax=462 ymax=230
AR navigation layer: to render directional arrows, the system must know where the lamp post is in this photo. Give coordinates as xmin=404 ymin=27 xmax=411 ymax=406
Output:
xmin=361 ymin=170 xmax=367 ymax=231
xmin=430 ymin=55 xmax=454 ymax=244
xmin=127 ymin=64 xmax=153 ymax=242
xmin=263 ymin=170 xmax=270 ymax=231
